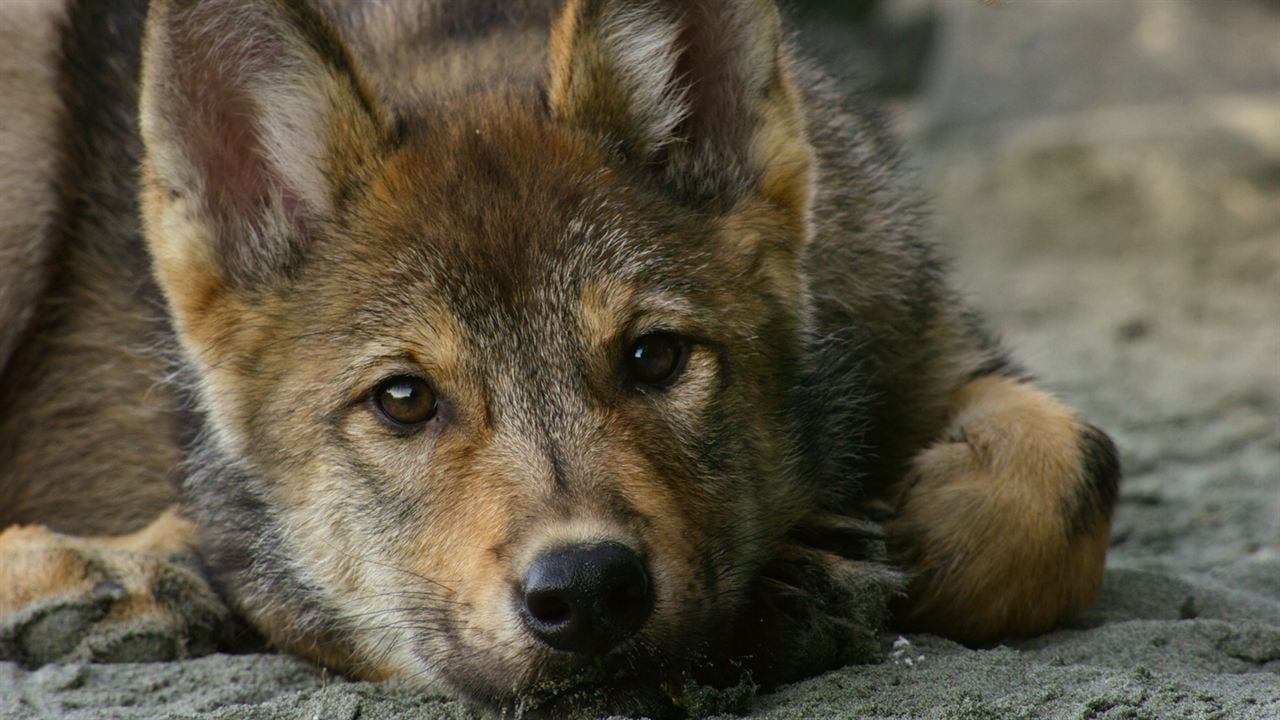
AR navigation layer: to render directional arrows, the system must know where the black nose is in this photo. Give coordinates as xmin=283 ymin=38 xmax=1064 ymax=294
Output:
xmin=519 ymin=542 xmax=653 ymax=655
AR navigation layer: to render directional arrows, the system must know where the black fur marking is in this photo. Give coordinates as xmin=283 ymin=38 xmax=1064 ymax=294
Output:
xmin=967 ymin=352 xmax=1026 ymax=383
xmin=537 ymin=417 xmax=570 ymax=493
xmin=701 ymin=541 xmax=720 ymax=597
xmin=1065 ymin=424 xmax=1121 ymax=537
xmin=46 ymin=0 xmax=155 ymax=313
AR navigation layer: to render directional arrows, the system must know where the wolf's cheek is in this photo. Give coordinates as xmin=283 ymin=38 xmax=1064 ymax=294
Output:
xmin=296 ymin=421 xmax=527 ymax=662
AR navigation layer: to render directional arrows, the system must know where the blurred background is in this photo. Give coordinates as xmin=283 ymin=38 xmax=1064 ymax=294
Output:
xmin=790 ymin=0 xmax=1280 ymax=573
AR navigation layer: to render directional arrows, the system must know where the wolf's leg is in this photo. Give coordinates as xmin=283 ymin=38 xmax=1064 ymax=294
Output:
xmin=0 ymin=507 xmax=231 ymax=664
xmin=887 ymin=375 xmax=1120 ymax=645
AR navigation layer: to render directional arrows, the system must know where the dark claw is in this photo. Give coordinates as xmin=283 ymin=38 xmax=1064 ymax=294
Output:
xmin=91 ymin=579 xmax=127 ymax=603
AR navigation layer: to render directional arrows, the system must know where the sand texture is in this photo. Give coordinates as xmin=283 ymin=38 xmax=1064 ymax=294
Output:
xmin=2 ymin=1 xmax=1278 ymax=718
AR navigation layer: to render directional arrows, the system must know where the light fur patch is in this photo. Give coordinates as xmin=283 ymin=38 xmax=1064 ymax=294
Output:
xmin=597 ymin=3 xmax=688 ymax=149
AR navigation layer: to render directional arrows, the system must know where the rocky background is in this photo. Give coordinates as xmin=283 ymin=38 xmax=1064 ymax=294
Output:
xmin=3 ymin=1 xmax=1278 ymax=718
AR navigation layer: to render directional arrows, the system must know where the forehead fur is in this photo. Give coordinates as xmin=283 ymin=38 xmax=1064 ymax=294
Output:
xmin=310 ymin=90 xmax=728 ymax=334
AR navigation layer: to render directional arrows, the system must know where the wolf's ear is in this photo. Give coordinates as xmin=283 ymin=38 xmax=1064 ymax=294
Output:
xmin=548 ymin=0 xmax=812 ymax=218
xmin=139 ymin=0 xmax=389 ymax=305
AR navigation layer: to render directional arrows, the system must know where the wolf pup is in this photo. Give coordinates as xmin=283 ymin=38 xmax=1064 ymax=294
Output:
xmin=0 ymin=0 xmax=1121 ymax=715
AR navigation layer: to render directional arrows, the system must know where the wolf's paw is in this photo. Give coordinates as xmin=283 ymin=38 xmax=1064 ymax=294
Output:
xmin=726 ymin=512 xmax=903 ymax=688
xmin=888 ymin=376 xmax=1121 ymax=645
xmin=0 ymin=522 xmax=229 ymax=665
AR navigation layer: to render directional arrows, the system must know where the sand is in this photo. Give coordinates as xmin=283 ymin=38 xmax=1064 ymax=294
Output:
xmin=2 ymin=2 xmax=1278 ymax=718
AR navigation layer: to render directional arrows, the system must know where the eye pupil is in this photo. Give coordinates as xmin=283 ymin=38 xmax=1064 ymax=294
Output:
xmin=375 ymin=376 xmax=437 ymax=427
xmin=627 ymin=333 xmax=687 ymax=386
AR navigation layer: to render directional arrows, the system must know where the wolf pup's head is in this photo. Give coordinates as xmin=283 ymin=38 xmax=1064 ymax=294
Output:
xmin=140 ymin=0 xmax=820 ymax=711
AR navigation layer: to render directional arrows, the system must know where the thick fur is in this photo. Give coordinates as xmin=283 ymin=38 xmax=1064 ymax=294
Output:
xmin=0 ymin=0 xmax=1120 ymax=715
xmin=0 ymin=1 xmax=69 ymax=379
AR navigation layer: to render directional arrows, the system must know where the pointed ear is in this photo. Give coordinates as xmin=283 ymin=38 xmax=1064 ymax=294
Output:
xmin=139 ymin=0 xmax=389 ymax=309
xmin=548 ymin=0 xmax=812 ymax=219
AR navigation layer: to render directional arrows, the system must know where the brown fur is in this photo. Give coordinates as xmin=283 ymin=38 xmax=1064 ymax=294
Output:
xmin=0 ymin=0 xmax=1120 ymax=715
xmin=887 ymin=376 xmax=1116 ymax=643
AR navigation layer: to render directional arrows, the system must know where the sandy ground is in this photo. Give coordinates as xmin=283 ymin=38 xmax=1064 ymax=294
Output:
xmin=2 ymin=2 xmax=1278 ymax=718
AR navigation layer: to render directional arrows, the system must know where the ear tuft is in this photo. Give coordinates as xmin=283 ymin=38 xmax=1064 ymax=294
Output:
xmin=550 ymin=2 xmax=689 ymax=153
xmin=140 ymin=0 xmax=387 ymax=294
xmin=548 ymin=0 xmax=812 ymax=217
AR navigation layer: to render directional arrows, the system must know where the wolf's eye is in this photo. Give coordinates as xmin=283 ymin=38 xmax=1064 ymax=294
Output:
xmin=373 ymin=376 xmax=437 ymax=428
xmin=626 ymin=332 xmax=689 ymax=388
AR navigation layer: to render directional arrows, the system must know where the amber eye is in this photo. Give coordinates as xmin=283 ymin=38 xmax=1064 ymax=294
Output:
xmin=626 ymin=332 xmax=689 ymax=388
xmin=373 ymin=376 xmax=437 ymax=428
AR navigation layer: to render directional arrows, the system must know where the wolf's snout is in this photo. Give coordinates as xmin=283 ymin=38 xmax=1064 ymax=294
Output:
xmin=519 ymin=542 xmax=653 ymax=655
